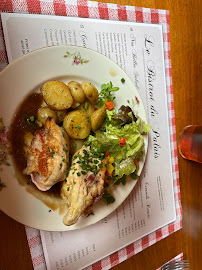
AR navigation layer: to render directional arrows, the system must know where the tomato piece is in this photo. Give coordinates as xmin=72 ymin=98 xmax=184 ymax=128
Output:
xmin=119 ymin=137 xmax=126 ymax=146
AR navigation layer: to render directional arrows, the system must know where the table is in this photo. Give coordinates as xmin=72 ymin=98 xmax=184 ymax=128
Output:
xmin=0 ymin=0 xmax=201 ymax=269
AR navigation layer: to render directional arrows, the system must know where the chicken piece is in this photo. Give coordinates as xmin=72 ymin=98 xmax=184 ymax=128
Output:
xmin=25 ymin=117 xmax=69 ymax=191
xmin=61 ymin=146 xmax=106 ymax=226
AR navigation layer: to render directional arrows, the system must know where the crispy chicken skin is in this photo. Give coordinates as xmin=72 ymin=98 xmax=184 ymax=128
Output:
xmin=25 ymin=117 xmax=69 ymax=191
xmin=61 ymin=146 xmax=106 ymax=226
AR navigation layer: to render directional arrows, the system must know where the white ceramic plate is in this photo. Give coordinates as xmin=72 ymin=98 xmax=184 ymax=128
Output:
xmin=0 ymin=45 xmax=148 ymax=231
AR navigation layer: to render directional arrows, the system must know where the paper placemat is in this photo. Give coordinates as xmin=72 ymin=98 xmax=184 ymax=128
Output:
xmin=0 ymin=1 xmax=182 ymax=270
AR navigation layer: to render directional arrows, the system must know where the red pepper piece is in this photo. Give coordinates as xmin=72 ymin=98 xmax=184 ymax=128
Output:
xmin=105 ymin=101 xmax=115 ymax=111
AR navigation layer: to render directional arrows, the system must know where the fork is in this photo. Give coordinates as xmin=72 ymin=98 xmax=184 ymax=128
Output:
xmin=160 ymin=260 xmax=189 ymax=270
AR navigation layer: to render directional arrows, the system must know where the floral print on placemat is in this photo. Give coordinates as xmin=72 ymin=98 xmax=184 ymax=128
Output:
xmin=64 ymin=51 xmax=89 ymax=65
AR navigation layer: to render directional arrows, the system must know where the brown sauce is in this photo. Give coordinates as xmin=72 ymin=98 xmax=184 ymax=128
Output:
xmin=10 ymin=93 xmax=43 ymax=178
xmin=10 ymin=93 xmax=64 ymax=211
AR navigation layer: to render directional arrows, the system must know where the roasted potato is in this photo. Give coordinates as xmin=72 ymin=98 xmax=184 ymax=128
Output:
xmin=41 ymin=100 xmax=47 ymax=107
xmin=91 ymin=108 xmax=106 ymax=131
xmin=77 ymin=102 xmax=95 ymax=116
xmin=37 ymin=107 xmax=57 ymax=125
xmin=41 ymin=81 xmax=73 ymax=110
xmin=69 ymin=138 xmax=85 ymax=155
xmin=68 ymin=81 xmax=86 ymax=103
xmin=63 ymin=111 xmax=91 ymax=139
xmin=71 ymin=101 xmax=80 ymax=109
xmin=56 ymin=110 xmax=67 ymax=123
xmin=81 ymin=82 xmax=98 ymax=104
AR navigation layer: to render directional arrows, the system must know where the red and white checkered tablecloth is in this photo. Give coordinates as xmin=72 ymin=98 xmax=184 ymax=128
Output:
xmin=156 ymin=253 xmax=184 ymax=270
xmin=0 ymin=1 xmax=182 ymax=269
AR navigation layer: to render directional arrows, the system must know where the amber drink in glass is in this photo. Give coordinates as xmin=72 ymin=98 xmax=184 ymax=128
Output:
xmin=178 ymin=125 xmax=202 ymax=163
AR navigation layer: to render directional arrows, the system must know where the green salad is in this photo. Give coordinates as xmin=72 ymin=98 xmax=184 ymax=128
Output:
xmin=85 ymin=81 xmax=151 ymax=204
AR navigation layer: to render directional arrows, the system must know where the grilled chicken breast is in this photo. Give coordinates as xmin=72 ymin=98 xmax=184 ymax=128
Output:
xmin=61 ymin=146 xmax=106 ymax=226
xmin=25 ymin=117 xmax=69 ymax=191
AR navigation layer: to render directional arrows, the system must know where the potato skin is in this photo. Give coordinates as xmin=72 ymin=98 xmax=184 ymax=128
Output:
xmin=91 ymin=108 xmax=106 ymax=131
xmin=77 ymin=102 xmax=95 ymax=116
xmin=68 ymin=81 xmax=86 ymax=103
xmin=71 ymin=101 xmax=80 ymax=109
xmin=37 ymin=107 xmax=57 ymax=125
xmin=63 ymin=111 xmax=91 ymax=139
xmin=69 ymin=138 xmax=84 ymax=155
xmin=81 ymin=82 xmax=98 ymax=104
xmin=41 ymin=81 xmax=73 ymax=110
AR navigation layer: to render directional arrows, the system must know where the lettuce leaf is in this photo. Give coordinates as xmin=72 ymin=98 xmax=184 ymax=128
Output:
xmin=92 ymin=117 xmax=150 ymax=179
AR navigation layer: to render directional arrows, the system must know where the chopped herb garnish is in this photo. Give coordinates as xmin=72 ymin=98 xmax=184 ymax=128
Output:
xmin=84 ymin=102 xmax=89 ymax=109
xmin=63 ymin=148 xmax=68 ymax=152
xmin=98 ymin=81 xmax=119 ymax=107
xmin=73 ymin=181 xmax=76 ymax=185
xmin=94 ymin=160 xmax=99 ymax=164
xmin=60 ymin=163 xmax=62 ymax=167
xmin=121 ymin=78 xmax=125 ymax=83
xmin=77 ymin=172 xmax=81 ymax=176
xmin=71 ymin=120 xmax=74 ymax=122
xmin=84 ymin=179 xmax=87 ymax=182
xmin=50 ymin=149 xmax=55 ymax=155
xmin=114 ymin=175 xmax=126 ymax=185
xmin=62 ymin=159 xmax=66 ymax=162
xmin=75 ymin=125 xmax=81 ymax=130
xmin=30 ymin=116 xmax=34 ymax=121
xmin=102 ymin=190 xmax=115 ymax=205
xmin=130 ymin=173 xmax=140 ymax=180
xmin=27 ymin=116 xmax=35 ymax=126
xmin=65 ymin=179 xmax=67 ymax=183
xmin=62 ymin=132 xmax=65 ymax=137
xmin=49 ymin=210 xmax=51 ymax=212
xmin=67 ymin=187 xmax=70 ymax=191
